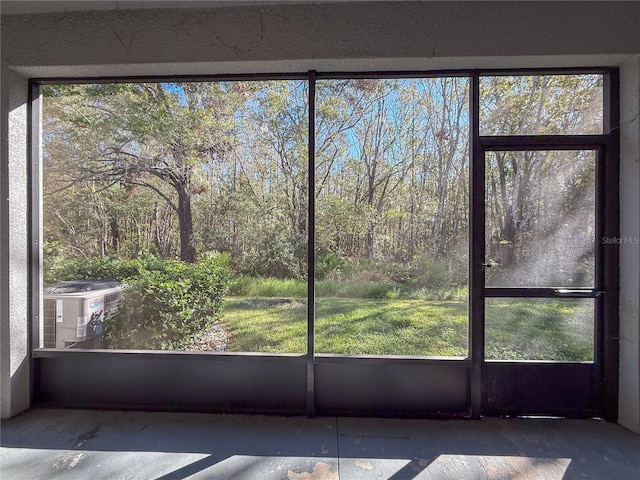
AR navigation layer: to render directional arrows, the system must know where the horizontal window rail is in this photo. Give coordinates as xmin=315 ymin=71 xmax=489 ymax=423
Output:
xmin=484 ymin=288 xmax=602 ymax=298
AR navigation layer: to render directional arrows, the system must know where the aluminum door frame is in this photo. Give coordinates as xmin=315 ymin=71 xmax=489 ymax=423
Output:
xmin=469 ymin=70 xmax=619 ymax=419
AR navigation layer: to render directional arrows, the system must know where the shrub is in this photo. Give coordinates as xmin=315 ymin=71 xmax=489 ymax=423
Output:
xmin=409 ymin=285 xmax=469 ymax=301
xmin=414 ymin=258 xmax=455 ymax=289
xmin=104 ymin=252 xmax=231 ymax=350
xmin=46 ymin=255 xmax=150 ymax=284
xmin=240 ymin=231 xmax=306 ymax=279
xmin=43 ymin=241 xmax=65 ymax=285
xmin=315 ymin=252 xmax=345 ymax=280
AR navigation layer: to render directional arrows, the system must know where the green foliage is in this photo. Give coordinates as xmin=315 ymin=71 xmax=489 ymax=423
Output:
xmin=46 ymin=254 xmax=158 ymax=284
xmin=105 ymin=252 xmax=231 ymax=350
xmin=414 ymin=258 xmax=455 ymax=289
xmin=315 ymin=196 xmax=375 ymax=257
xmin=320 ymin=256 xmax=459 ymax=290
xmin=240 ymin=230 xmax=306 ymax=279
xmin=43 ymin=241 xmax=65 ymax=285
xmin=316 ymin=280 xmax=410 ymax=299
xmin=228 ymin=275 xmax=410 ymax=300
xmin=46 ymin=253 xmax=232 ymax=350
xmin=315 ymin=252 xmax=345 ymax=280
xmin=376 ymin=257 xmax=458 ymax=289
xmin=409 ymin=286 xmax=468 ymax=302
xmin=229 ymin=276 xmax=307 ymax=297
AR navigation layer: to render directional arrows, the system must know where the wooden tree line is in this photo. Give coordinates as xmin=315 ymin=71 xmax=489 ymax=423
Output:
xmin=43 ymin=74 xmax=602 ymax=282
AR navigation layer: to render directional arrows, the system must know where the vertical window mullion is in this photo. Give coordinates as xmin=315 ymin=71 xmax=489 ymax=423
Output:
xmin=306 ymin=70 xmax=316 ymax=417
xmin=29 ymin=81 xmax=43 ymax=351
xmin=470 ymin=72 xmax=484 ymax=419
xmin=601 ymin=69 xmax=620 ymax=420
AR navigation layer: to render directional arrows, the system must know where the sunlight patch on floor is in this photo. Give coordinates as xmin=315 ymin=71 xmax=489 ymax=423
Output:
xmin=422 ymin=455 xmax=571 ymax=479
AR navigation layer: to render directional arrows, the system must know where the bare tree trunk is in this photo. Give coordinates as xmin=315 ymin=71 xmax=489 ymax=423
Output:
xmin=110 ymin=216 xmax=119 ymax=252
xmin=177 ymin=187 xmax=197 ymax=263
xmin=366 ymin=224 xmax=375 ymax=258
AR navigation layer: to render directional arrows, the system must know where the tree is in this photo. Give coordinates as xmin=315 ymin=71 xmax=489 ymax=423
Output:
xmin=482 ymin=75 xmax=602 ymax=283
xmin=315 ymin=77 xmax=469 ymax=271
xmin=44 ymin=82 xmax=243 ymax=262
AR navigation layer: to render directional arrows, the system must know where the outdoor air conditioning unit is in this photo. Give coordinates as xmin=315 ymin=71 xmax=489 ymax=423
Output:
xmin=43 ymin=280 xmax=122 ymax=349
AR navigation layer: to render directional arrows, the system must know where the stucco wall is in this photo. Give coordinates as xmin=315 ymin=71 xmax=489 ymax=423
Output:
xmin=1 ymin=2 xmax=640 ymax=77
xmin=1 ymin=1 xmax=639 ymax=428
xmin=0 ymin=69 xmax=31 ymax=419
xmin=619 ymin=55 xmax=640 ymax=433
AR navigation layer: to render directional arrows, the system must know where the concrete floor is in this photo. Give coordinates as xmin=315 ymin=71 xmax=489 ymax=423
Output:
xmin=1 ymin=409 xmax=639 ymax=479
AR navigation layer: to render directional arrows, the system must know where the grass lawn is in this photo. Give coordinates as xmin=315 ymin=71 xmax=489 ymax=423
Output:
xmin=485 ymin=298 xmax=594 ymax=361
xmin=222 ymin=296 xmax=467 ymax=355
xmin=221 ymin=296 xmax=593 ymax=361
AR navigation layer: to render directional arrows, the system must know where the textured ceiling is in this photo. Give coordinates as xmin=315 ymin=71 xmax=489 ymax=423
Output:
xmin=0 ymin=0 xmax=363 ymax=15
